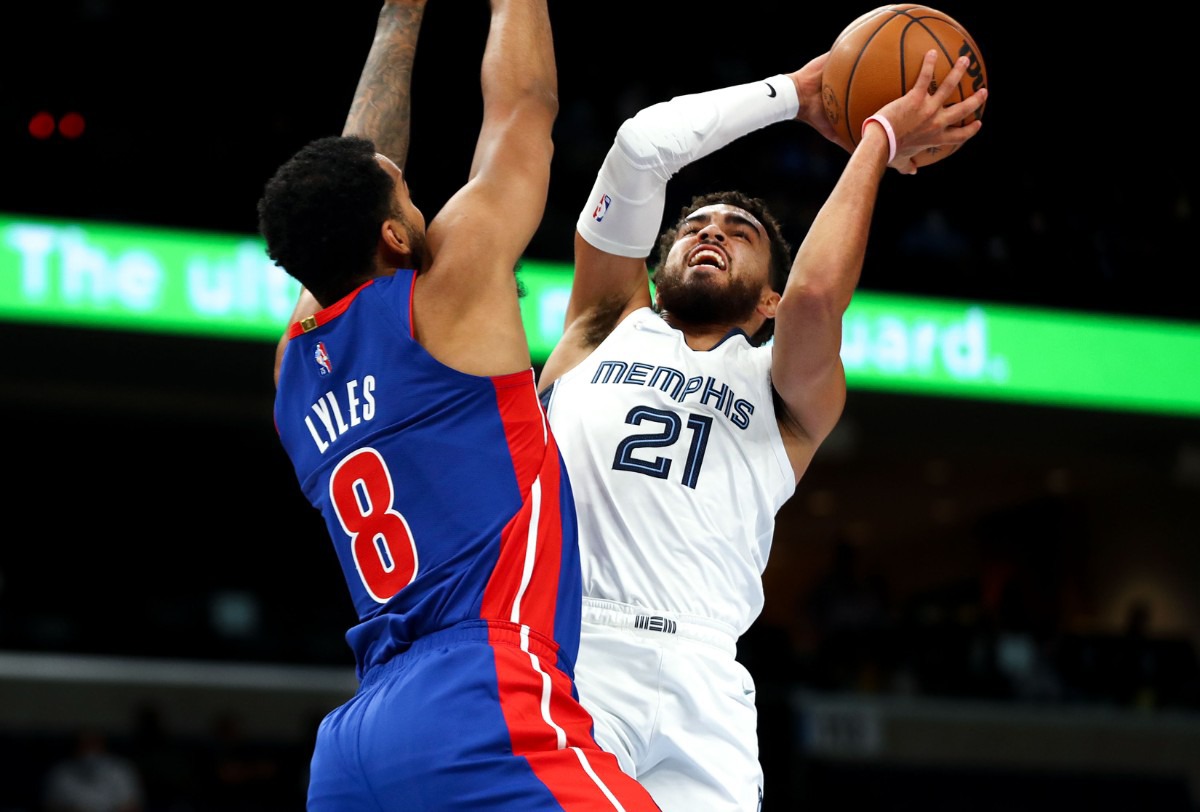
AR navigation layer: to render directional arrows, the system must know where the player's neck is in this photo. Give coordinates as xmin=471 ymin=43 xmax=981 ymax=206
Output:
xmin=664 ymin=314 xmax=742 ymax=351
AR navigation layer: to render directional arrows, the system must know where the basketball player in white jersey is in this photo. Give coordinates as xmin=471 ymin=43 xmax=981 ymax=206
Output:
xmin=538 ymin=51 xmax=986 ymax=810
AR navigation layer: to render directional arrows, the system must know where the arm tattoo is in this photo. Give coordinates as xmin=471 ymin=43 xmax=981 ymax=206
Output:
xmin=343 ymin=3 xmax=425 ymax=168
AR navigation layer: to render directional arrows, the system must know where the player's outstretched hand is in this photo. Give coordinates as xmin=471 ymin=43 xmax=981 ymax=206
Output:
xmin=872 ymin=49 xmax=987 ymax=175
xmin=789 ymin=53 xmax=853 ymax=154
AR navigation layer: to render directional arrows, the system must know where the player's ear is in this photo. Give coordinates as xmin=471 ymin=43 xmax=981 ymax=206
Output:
xmin=757 ymin=288 xmax=781 ymax=320
xmin=381 ymin=220 xmax=412 ymax=263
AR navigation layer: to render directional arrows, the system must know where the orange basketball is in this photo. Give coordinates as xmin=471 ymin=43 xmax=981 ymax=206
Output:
xmin=820 ymin=4 xmax=987 ymax=168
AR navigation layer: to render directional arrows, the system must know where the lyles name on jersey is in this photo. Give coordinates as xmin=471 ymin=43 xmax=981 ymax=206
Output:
xmin=304 ymin=375 xmax=377 ymax=453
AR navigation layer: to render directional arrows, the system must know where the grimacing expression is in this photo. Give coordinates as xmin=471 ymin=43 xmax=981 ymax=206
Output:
xmin=654 ymin=204 xmax=771 ymax=326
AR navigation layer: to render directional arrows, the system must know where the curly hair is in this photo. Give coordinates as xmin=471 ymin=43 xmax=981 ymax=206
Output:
xmin=652 ymin=190 xmax=793 ymax=346
xmin=257 ymin=135 xmax=396 ymax=305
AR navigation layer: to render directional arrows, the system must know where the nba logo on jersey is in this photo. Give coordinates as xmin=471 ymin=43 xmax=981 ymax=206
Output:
xmin=591 ymin=193 xmax=611 ymax=223
xmin=314 ymin=342 xmax=333 ymax=376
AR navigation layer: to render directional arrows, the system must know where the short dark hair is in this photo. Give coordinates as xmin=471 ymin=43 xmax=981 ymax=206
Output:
xmin=257 ymin=135 xmax=395 ymax=305
xmin=654 ymin=190 xmax=792 ymax=346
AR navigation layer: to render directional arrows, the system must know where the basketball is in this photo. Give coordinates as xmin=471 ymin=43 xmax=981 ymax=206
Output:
xmin=821 ymin=4 xmax=987 ymax=168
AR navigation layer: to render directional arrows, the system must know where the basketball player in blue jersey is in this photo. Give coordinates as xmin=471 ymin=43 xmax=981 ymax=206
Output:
xmin=537 ymin=51 xmax=986 ymax=810
xmin=259 ymin=1 xmax=661 ymax=809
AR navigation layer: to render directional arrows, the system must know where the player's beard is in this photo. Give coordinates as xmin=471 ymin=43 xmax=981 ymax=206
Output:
xmin=404 ymin=223 xmax=431 ymax=273
xmin=654 ymin=261 xmax=762 ymax=326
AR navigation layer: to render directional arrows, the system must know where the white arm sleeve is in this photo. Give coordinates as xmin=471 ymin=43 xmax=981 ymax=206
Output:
xmin=576 ymin=75 xmax=800 ymax=258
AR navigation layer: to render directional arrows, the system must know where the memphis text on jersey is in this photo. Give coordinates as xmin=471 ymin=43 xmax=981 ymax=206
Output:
xmin=592 ymin=359 xmax=754 ymax=429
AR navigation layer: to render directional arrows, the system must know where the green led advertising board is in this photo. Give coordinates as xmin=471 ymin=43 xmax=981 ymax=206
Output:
xmin=3 ymin=213 xmax=1199 ymax=418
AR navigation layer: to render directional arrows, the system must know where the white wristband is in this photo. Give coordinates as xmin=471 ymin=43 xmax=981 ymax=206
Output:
xmin=862 ymin=114 xmax=897 ymax=163
xmin=577 ymin=141 xmax=668 ymax=258
xmin=578 ymin=74 xmax=801 ymax=258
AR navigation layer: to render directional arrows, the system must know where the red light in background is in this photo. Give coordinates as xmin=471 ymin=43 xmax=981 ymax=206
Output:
xmin=59 ymin=112 xmax=86 ymax=139
xmin=28 ymin=111 xmax=56 ymax=140
xmin=26 ymin=111 xmax=88 ymax=140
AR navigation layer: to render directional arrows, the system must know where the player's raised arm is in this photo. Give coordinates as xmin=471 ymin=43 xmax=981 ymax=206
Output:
xmin=772 ymin=51 xmax=987 ymax=448
xmin=540 ymin=68 xmax=810 ymax=389
xmin=427 ymin=0 xmax=557 ymax=266
xmin=415 ymin=0 xmax=558 ymax=374
xmin=342 ymin=0 xmax=427 ymax=159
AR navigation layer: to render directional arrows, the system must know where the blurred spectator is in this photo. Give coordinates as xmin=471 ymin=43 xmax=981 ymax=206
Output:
xmin=41 ymin=727 xmax=144 ymax=812
xmin=1110 ymin=599 xmax=1167 ymax=710
xmin=993 ymin=628 xmax=1065 ymax=702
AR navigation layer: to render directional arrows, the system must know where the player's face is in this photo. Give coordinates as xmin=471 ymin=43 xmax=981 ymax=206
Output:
xmin=376 ymin=155 xmax=425 ymax=230
xmin=377 ymin=155 xmax=430 ymax=270
xmin=654 ymin=204 xmax=771 ymax=326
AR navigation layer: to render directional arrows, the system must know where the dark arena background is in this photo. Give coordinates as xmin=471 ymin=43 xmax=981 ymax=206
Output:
xmin=2 ymin=2 xmax=1198 ymax=810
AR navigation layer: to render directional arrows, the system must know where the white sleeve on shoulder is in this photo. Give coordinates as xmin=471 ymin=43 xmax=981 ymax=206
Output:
xmin=576 ymin=75 xmax=800 ymax=259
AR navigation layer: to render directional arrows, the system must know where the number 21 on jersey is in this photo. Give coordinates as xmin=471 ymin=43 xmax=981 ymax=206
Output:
xmin=612 ymin=405 xmax=713 ymax=489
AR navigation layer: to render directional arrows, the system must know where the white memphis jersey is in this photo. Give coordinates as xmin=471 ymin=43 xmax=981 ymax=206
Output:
xmin=542 ymin=308 xmax=796 ymax=636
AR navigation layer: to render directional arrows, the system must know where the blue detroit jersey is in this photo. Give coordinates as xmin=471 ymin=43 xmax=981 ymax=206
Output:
xmin=274 ymin=271 xmax=581 ymax=677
